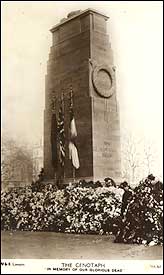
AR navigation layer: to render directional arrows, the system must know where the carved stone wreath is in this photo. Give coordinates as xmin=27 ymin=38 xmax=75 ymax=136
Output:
xmin=92 ymin=65 xmax=115 ymax=98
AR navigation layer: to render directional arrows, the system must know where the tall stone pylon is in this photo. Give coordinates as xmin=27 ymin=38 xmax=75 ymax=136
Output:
xmin=44 ymin=9 xmax=121 ymax=183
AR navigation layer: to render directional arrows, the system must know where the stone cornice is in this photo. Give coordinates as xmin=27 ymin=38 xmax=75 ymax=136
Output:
xmin=50 ymin=8 xmax=109 ymax=33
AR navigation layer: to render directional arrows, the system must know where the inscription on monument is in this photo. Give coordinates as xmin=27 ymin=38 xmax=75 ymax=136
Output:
xmin=94 ymin=141 xmax=111 ymax=155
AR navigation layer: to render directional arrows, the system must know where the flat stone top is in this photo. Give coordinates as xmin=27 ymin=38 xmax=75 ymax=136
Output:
xmin=50 ymin=8 xmax=109 ymax=32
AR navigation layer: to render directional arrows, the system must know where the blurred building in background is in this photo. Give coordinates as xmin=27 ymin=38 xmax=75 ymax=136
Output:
xmin=32 ymin=139 xmax=43 ymax=181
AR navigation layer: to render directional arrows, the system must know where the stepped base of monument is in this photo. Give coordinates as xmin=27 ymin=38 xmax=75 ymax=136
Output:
xmin=42 ymin=176 xmax=122 ymax=187
xmin=42 ymin=177 xmax=95 ymax=188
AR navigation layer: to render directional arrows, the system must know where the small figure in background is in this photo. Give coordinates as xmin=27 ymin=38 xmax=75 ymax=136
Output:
xmin=31 ymin=168 xmax=45 ymax=192
xmin=119 ymin=181 xmax=133 ymax=217
xmin=104 ymin=177 xmax=116 ymax=187
xmin=38 ymin=168 xmax=44 ymax=182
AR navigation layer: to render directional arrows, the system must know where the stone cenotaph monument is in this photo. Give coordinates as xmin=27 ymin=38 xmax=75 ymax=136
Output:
xmin=44 ymin=9 xmax=121 ymax=183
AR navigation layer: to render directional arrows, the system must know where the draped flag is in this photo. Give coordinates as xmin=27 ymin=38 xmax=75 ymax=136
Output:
xmin=51 ymin=106 xmax=58 ymax=170
xmin=69 ymin=87 xmax=80 ymax=169
xmin=57 ymin=95 xmax=65 ymax=167
xmin=69 ymin=142 xmax=80 ymax=169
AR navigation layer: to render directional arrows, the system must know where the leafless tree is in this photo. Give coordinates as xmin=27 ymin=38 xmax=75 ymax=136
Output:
xmin=121 ymin=131 xmax=144 ymax=184
xmin=143 ymin=140 xmax=156 ymax=176
xmin=1 ymin=136 xmax=33 ymax=189
xmin=121 ymin=131 xmax=158 ymax=185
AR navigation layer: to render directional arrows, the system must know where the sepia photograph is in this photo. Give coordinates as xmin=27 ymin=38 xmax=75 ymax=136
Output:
xmin=1 ymin=1 xmax=163 ymax=274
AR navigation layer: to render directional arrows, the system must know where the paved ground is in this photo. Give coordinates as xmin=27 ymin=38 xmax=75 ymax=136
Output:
xmin=1 ymin=231 xmax=163 ymax=260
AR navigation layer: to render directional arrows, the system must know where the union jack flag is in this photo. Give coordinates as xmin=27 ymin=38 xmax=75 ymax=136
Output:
xmin=51 ymin=101 xmax=58 ymax=170
xmin=57 ymin=94 xmax=65 ymax=167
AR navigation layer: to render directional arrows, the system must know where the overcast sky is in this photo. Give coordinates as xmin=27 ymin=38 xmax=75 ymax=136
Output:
xmin=1 ymin=1 xmax=163 ymax=177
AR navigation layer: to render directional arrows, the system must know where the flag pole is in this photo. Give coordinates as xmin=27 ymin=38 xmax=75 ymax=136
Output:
xmin=55 ymin=96 xmax=58 ymax=182
xmin=51 ymin=95 xmax=58 ymax=183
xmin=62 ymin=90 xmax=65 ymax=181
xmin=70 ymin=86 xmax=74 ymax=182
